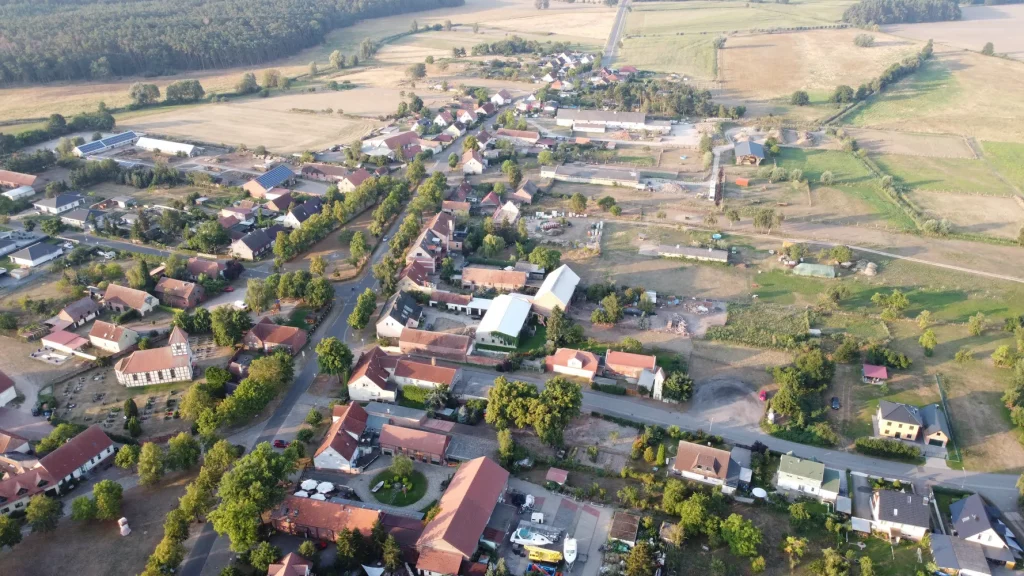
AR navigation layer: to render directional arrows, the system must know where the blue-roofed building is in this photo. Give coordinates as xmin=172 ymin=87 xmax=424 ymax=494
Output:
xmin=73 ymin=131 xmax=140 ymax=157
xmin=243 ymin=165 xmax=296 ymax=197
xmin=734 ymin=140 xmax=765 ymax=165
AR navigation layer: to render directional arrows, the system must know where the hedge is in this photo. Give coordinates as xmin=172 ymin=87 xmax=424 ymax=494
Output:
xmin=590 ymin=382 xmax=627 ymax=395
xmin=854 ymin=437 xmax=922 ymax=461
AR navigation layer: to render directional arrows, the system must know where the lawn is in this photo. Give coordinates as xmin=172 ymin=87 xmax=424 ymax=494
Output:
xmin=705 ymin=302 xmax=810 ymax=349
xmin=284 ymin=306 xmax=313 ymax=329
xmin=519 ymin=324 xmax=547 ymax=352
xmin=370 ymin=469 xmax=428 ymax=507
xmin=982 ymin=140 xmax=1024 ymax=191
xmin=872 ymin=154 xmax=1017 ymax=196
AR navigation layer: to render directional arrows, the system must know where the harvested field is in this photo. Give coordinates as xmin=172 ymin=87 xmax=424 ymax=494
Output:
xmin=843 ymin=49 xmax=1024 ymax=143
xmin=905 ymin=190 xmax=1023 ymax=239
xmin=718 ymin=29 xmax=919 ymax=101
xmin=624 ymin=1 xmax=847 ymax=36
xmin=122 ymin=101 xmax=381 ymax=153
xmin=236 ymin=87 xmax=450 ymax=118
xmin=615 ymin=35 xmax=717 ymax=78
xmin=847 ymin=128 xmax=974 ymax=158
xmin=872 ymin=154 xmax=1017 ymax=196
xmin=883 ymin=4 xmax=1024 ymax=61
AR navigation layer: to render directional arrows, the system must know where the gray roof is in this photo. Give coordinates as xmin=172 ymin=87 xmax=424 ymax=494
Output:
xmin=930 ymin=534 xmax=991 ymax=575
xmin=555 ymin=109 xmax=647 ymax=124
xmin=919 ymin=403 xmax=951 ymax=438
xmin=288 ymin=198 xmax=323 ymax=224
xmin=378 ymin=291 xmax=422 ymax=325
xmin=34 ymin=193 xmax=84 ymax=209
xmin=822 ymin=468 xmax=842 ymax=494
xmin=734 ymin=140 xmax=765 ymax=159
xmin=364 ymin=402 xmax=426 ymax=422
xmin=875 ymin=490 xmax=930 ymax=529
xmin=61 ymin=207 xmax=104 ymax=222
xmin=10 ymin=242 xmax=61 ymax=261
xmin=878 ymin=400 xmax=924 ymax=426
xmin=779 ymin=454 xmax=825 ymax=483
xmin=949 ymin=494 xmax=1000 ymax=541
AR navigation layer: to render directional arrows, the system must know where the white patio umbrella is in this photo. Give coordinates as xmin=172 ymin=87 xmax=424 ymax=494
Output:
xmin=300 ymin=479 xmax=318 ymax=491
xmin=294 ymin=491 xmax=310 ymax=498
xmin=316 ymin=481 xmax=335 ymax=494
xmin=310 ymin=493 xmax=327 ymax=501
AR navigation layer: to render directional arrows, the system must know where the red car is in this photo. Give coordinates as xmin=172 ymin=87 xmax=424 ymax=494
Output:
xmin=224 ymin=286 xmax=235 ymax=292
xmin=273 ymin=439 xmax=289 ymax=448
xmin=759 ymin=389 xmax=768 ymax=402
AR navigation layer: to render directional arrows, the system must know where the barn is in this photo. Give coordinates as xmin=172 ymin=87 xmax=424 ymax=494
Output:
xmin=734 ymin=141 xmax=765 ymax=165
xmin=136 ymin=137 xmax=201 ymax=157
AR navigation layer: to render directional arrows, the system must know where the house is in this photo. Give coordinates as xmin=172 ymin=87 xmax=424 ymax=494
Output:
xmin=478 ymin=191 xmax=501 ymax=212
xmin=399 ymin=328 xmax=474 ymax=362
xmin=871 ymin=490 xmax=931 ymax=541
xmin=406 ymin=212 xmax=457 ymax=272
xmin=0 ymin=371 xmax=15 ymax=408
xmin=442 ymin=200 xmax=471 ymax=217
xmin=0 ymin=425 xmax=115 ymax=516
xmin=42 ymin=330 xmax=90 ymax=355
xmin=88 ymin=320 xmax=139 ymax=353
xmin=55 ymin=296 xmax=101 ymax=329
xmin=375 ymin=291 xmax=423 ymax=339
xmin=734 ymin=141 xmax=766 ymax=166
xmin=1 ymin=186 xmax=35 ymax=201
xmin=268 ymin=495 xmax=380 ymax=542
xmin=114 ymin=327 xmax=194 ymax=386
xmin=314 ymin=402 xmax=371 ymax=473
xmin=231 ymin=228 xmax=274 ymax=260
xmin=532 ymin=264 xmax=579 ymax=317
xmin=461 ymin=267 xmax=527 ymax=292
xmin=775 ymin=454 xmax=842 ymax=502
xmin=930 ymin=534 xmax=993 ymax=576
xmin=60 ymin=208 xmax=105 ymax=230
xmin=949 ymin=493 xmax=1022 ymax=567
xmin=454 ymin=109 xmax=476 ymax=125
xmin=545 ymin=348 xmax=599 ymax=381
xmin=475 ymin=131 xmax=492 ymax=150
xmin=494 ymin=129 xmax=540 ymax=147
xmin=604 ymin=350 xmax=658 ymax=383
xmin=136 ymin=137 xmax=200 ymax=157
xmin=877 ymin=400 xmax=951 ymax=447
xmin=300 ymin=163 xmax=350 ymax=182
xmin=267 ymin=553 xmax=312 ymax=576
xmin=154 ymin=277 xmax=205 ymax=308
xmin=475 ymin=102 xmax=496 ymax=117
xmin=104 ymin=283 xmax=158 ymax=316
xmin=9 ymin=243 xmax=62 ymax=268
xmin=0 ymin=430 xmax=30 ymax=454
xmin=379 ymin=424 xmax=450 ymax=464
xmin=475 ymin=294 xmax=532 ymax=349
xmin=265 ymin=193 xmax=295 ymax=214
xmin=550 ymin=80 xmax=574 ymax=92
xmin=416 ymin=457 xmax=509 ymax=573
xmin=463 ymin=149 xmax=486 ymax=175
xmin=434 ymin=111 xmax=455 ymax=127
xmin=186 ymin=257 xmax=227 ymax=280
xmin=429 ymin=290 xmax=472 ymax=311
xmin=284 ymin=198 xmax=324 ymax=229
xmin=444 ymin=124 xmax=465 ymax=139
xmin=33 ymin=193 xmax=85 ymax=215
xmin=491 ymin=201 xmax=521 ymax=226
xmin=339 ymin=168 xmax=373 ymax=193
xmin=244 ymin=317 xmax=308 ymax=354
xmin=863 ymin=364 xmax=888 ymax=384
xmin=511 ymin=181 xmax=538 ymax=204
xmin=0 ymin=169 xmax=41 ymax=190
xmin=392 ymin=358 xmax=461 ymax=389
xmin=670 ymin=440 xmax=731 ymax=487
xmin=243 ymin=165 xmax=296 ymax=197
xmin=396 ymin=261 xmax=435 ymax=295
xmin=491 ymin=90 xmax=513 ymax=106
xmin=347 ymin=347 xmax=398 ymax=403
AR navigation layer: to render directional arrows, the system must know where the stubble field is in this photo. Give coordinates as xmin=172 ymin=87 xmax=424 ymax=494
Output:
xmin=882 ymin=4 xmax=1024 ymax=60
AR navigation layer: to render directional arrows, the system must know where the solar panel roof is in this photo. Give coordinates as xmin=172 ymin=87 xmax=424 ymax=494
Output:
xmin=101 ymin=131 xmax=138 ymax=147
xmin=75 ymin=141 xmax=106 ymax=154
xmin=254 ymin=164 xmax=295 ymax=189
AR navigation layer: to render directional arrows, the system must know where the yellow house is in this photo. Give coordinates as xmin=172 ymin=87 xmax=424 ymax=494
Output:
xmin=877 ymin=400 xmax=950 ymax=447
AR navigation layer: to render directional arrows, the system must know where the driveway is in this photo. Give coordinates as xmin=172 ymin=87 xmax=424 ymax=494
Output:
xmin=851 ymin=472 xmax=873 ymax=521
xmin=345 ymin=455 xmax=449 ymax=510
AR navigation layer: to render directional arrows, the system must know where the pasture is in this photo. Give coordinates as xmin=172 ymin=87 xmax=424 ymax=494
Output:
xmin=883 ymin=4 xmax=1024 ymax=61
xmin=982 ymin=141 xmax=1024 ymax=191
xmin=615 ymin=35 xmax=718 ymax=78
xmin=872 ymin=154 xmax=1017 ymax=196
xmin=905 ymin=190 xmax=1023 ymax=239
xmin=624 ymin=1 xmax=848 ymax=36
xmin=846 ymin=128 xmax=974 ymax=158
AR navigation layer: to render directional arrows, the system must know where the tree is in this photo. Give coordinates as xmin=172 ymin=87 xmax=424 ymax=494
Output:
xmin=784 ymin=536 xmax=808 ymax=569
xmin=308 ymin=60 xmax=318 ymax=76
xmin=820 ymin=170 xmax=836 ymax=185
xmin=529 ymin=246 xmax=561 ymax=274
xmin=165 ymin=79 xmax=205 ymax=103
xmin=382 ymin=534 xmax=402 ymax=571
xmin=720 ymin=513 xmax=762 ymax=557
xmin=871 ymin=289 xmax=909 ymax=321
xmin=115 ymin=444 xmax=141 ymax=469
xmin=93 ymin=479 xmax=123 ymax=520
xmin=854 ymin=34 xmax=875 ymax=47
xmin=497 ymin=428 xmax=516 ymax=465
xmin=305 ymin=407 xmax=323 ymax=427
xmin=919 ymin=329 xmax=937 ymax=356
xmin=790 ymin=90 xmax=810 ymax=106
xmin=310 ymin=255 xmax=327 ymax=276
xmin=859 ymin=557 xmax=875 ymax=576
xmin=969 ymin=312 xmax=986 ymax=336
xmin=129 ymin=83 xmax=161 ymax=106
xmin=406 ymin=63 xmax=426 ymax=80
xmin=390 ymin=454 xmax=414 ymax=478
xmin=26 ymin=495 xmax=61 ymax=532
xmin=236 ymin=72 xmax=259 ymax=94
xmin=148 ymin=536 xmax=185 ymax=573
xmin=752 ymin=208 xmax=784 ymax=233
xmin=305 ymin=276 xmax=333 ymax=309
xmin=916 ymin=310 xmax=932 ymax=330
xmin=532 ymin=377 xmax=582 ymax=446
xmin=625 ymin=541 xmax=655 ymax=576
xmin=127 ymin=416 xmax=143 ymax=437
xmin=662 ymin=372 xmax=694 ymax=402
xmin=349 ymin=231 xmax=368 ymax=265
xmin=481 ymin=234 xmax=506 ymax=258
xmin=955 ymin=346 xmax=974 ymax=364
xmin=982 ymin=42 xmax=995 ymax=56
xmin=0 ymin=514 xmax=22 ymax=548
xmin=993 ymin=345 xmax=1017 ymax=368
xmin=167 ymin=432 xmax=201 ymax=471
xmin=830 ymin=84 xmax=855 ymax=104
xmin=71 ymin=495 xmax=97 ymax=521
xmin=138 ymin=442 xmax=166 ymax=485
xmin=347 ymin=289 xmax=377 ymax=329
xmin=448 ymin=153 xmax=458 ymax=170
xmin=160 ymin=508 xmax=190 ymax=544
xmin=486 ymin=376 xmax=539 ymax=430
xmin=569 ymin=193 xmax=587 ymax=213
xmin=245 ymin=278 xmax=271 ymax=313
xmin=249 ymin=541 xmax=281 ymax=573
xmin=127 ymin=259 xmax=152 ymax=290
xmin=597 ymin=196 xmax=617 ymax=211
xmin=211 ymin=306 xmax=252 ymax=346
xmin=538 ymin=150 xmax=554 ymax=165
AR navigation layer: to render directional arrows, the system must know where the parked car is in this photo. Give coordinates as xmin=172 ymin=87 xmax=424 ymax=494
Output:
xmin=830 ymin=396 xmax=841 ymax=410
xmin=223 ymin=286 xmax=234 ymax=292
xmin=273 ymin=439 xmax=289 ymax=448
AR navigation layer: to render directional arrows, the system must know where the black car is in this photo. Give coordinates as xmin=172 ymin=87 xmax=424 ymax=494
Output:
xmin=830 ymin=396 xmax=841 ymax=410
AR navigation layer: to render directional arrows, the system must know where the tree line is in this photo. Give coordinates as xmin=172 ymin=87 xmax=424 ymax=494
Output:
xmin=0 ymin=106 xmax=115 ymax=156
xmin=0 ymin=0 xmax=465 ymax=85
xmin=842 ymin=0 xmax=960 ymax=25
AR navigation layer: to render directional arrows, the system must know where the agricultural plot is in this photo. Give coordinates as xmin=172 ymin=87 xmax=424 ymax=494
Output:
xmin=240 ymin=87 xmax=450 ymax=118
xmin=905 ymin=190 xmax=1023 ymax=240
xmin=872 ymin=154 xmax=1017 ymax=196
xmin=615 ymin=35 xmax=717 ymax=78
xmin=847 ymin=128 xmax=974 ymax=158
xmin=718 ymin=30 xmax=919 ymax=102
xmin=883 ymin=4 xmax=1024 ymax=61
xmin=982 ymin=141 xmax=1024 ymax=192
xmin=624 ymin=1 xmax=844 ymax=36
xmin=843 ymin=50 xmax=1024 ymax=143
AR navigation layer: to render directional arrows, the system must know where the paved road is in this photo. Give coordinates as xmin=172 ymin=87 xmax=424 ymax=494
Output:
xmin=602 ymin=0 xmax=630 ymax=68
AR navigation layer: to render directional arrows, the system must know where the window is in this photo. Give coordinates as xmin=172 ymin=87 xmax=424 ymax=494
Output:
xmin=898 ymin=424 xmax=903 ymax=429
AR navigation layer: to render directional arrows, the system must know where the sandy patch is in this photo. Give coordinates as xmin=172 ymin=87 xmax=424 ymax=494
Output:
xmin=905 ymin=190 xmax=1024 ymax=239
xmin=847 ymin=128 xmax=975 ymax=158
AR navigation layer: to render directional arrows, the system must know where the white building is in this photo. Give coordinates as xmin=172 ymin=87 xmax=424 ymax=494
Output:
xmin=375 ymin=291 xmax=422 ymax=339
xmin=1 ymin=186 xmax=35 ymax=201
xmin=135 ymin=137 xmax=201 ymax=157
xmin=475 ymin=294 xmax=532 ymax=349
xmin=871 ymin=490 xmax=931 ymax=541
xmin=670 ymin=440 xmax=731 ymax=487
xmin=9 ymin=243 xmax=62 ymax=268
xmin=72 ymin=131 xmax=139 ymax=156
xmin=462 ymin=149 xmax=486 ymax=175
xmin=346 ymin=347 xmax=398 ymax=403
xmin=0 ymin=371 xmax=16 ymax=408
xmin=491 ymin=89 xmax=513 ymax=106
xmin=33 ymin=193 xmax=85 ymax=215
xmin=114 ymin=327 xmax=194 ymax=386
xmin=89 ymin=320 xmax=139 ymax=353
xmin=314 ymin=403 xmax=371 ymax=473
xmin=532 ymin=264 xmax=580 ymax=317
xmin=775 ymin=454 xmax=841 ymax=502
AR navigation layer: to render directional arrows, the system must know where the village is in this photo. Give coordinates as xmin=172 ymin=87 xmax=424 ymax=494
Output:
xmin=1 ymin=0 xmax=1024 ymax=575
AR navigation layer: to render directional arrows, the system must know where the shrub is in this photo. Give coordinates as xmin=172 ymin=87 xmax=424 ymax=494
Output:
xmin=854 ymin=437 xmax=921 ymax=461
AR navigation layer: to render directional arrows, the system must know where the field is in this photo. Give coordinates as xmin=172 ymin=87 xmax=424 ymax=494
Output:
xmin=624 ymin=1 xmax=850 ymax=36
xmin=615 ymin=35 xmax=717 ymax=78
xmin=842 ymin=49 xmax=1024 ymax=143
xmin=847 ymin=128 xmax=974 ymax=158
xmin=906 ymin=190 xmax=1023 ymax=239
xmin=982 ymin=141 xmax=1024 ymax=191
xmin=883 ymin=4 xmax=1024 ymax=61
xmin=718 ymin=29 xmax=919 ymax=101
xmin=872 ymin=154 xmax=1017 ymax=195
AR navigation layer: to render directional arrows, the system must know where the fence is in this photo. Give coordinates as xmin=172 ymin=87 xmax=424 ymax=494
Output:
xmin=935 ymin=374 xmax=962 ymax=464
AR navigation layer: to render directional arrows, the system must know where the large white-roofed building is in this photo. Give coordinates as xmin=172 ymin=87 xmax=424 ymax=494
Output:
xmin=135 ymin=137 xmax=201 ymax=157
xmin=532 ymin=264 xmax=580 ymax=317
xmin=475 ymin=294 xmax=532 ymax=350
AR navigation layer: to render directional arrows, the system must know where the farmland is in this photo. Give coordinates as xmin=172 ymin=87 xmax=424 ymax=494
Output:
xmin=982 ymin=141 xmax=1024 ymax=191
xmin=906 ymin=190 xmax=1023 ymax=239
xmin=624 ymin=1 xmax=848 ymax=36
xmin=846 ymin=128 xmax=975 ymax=158
xmin=872 ymin=154 xmax=1017 ymax=196
xmin=615 ymin=35 xmax=718 ymax=78
xmin=882 ymin=4 xmax=1024 ymax=61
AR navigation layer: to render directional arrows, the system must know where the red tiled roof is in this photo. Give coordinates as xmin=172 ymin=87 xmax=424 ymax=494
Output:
xmin=115 ymin=328 xmax=192 ymax=375
xmin=39 ymin=425 xmax=113 ymax=481
xmin=155 ymin=277 xmax=203 ymax=301
xmin=266 ymin=193 xmax=295 ymax=213
xmin=218 ymin=214 xmax=241 ymax=229
xmin=270 ymin=495 xmax=380 ymax=535
xmin=346 ymin=346 xmax=394 ymax=392
xmin=461 ymin=267 xmax=527 ymax=288
xmin=0 ymin=169 xmax=39 ymax=187
xmin=89 ymin=320 xmax=131 ymax=343
xmin=671 ymin=440 xmax=730 ymax=481
xmin=462 ymin=149 xmax=484 ymax=164
xmin=0 ymin=370 xmax=12 ymax=395
xmin=268 ymin=552 xmax=311 ymax=576
xmin=863 ymin=364 xmax=889 ymax=379
xmin=379 ymin=424 xmax=450 ymax=456
xmin=0 ymin=429 xmax=28 ymax=452
xmin=430 ymin=291 xmax=472 ymax=306
xmin=442 ymin=200 xmax=471 ymax=212
xmin=316 ymin=403 xmax=368 ymax=460
xmin=42 ymin=329 xmax=89 ymax=350
xmin=479 ymin=191 xmax=500 ymax=207
xmin=416 ymin=457 xmax=509 ymax=558
xmin=545 ymin=348 xmax=599 ymax=373
xmin=416 ymin=548 xmax=464 ymax=575
xmin=394 ymin=358 xmax=458 ymax=386
xmin=104 ymin=283 xmax=154 ymax=311
xmin=605 ymin=350 xmax=657 ymax=371
xmin=399 ymin=261 xmax=431 ymax=287
xmin=301 ymin=163 xmax=350 ymax=179
xmin=248 ymin=317 xmax=308 ymax=350
xmin=399 ymin=329 xmax=472 ymax=354
xmin=343 ymin=168 xmax=373 ymax=188
xmin=545 ymin=467 xmax=569 ymax=485
xmin=187 ymin=257 xmax=226 ymax=278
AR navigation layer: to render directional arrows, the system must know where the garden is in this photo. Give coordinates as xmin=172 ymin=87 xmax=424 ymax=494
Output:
xmin=370 ymin=456 xmax=428 ymax=507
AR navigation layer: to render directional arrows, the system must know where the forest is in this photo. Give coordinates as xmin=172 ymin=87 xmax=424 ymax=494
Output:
xmin=0 ymin=0 xmax=464 ymax=85
xmin=842 ymin=0 xmax=961 ymax=25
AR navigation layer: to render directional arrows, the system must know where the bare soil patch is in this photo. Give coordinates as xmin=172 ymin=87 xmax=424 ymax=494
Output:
xmin=905 ymin=189 xmax=1024 ymax=239
xmin=847 ymin=128 xmax=975 ymax=158
xmin=883 ymin=4 xmax=1024 ymax=60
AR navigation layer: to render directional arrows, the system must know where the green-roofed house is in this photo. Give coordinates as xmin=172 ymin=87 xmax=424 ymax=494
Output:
xmin=776 ymin=454 xmax=842 ymax=502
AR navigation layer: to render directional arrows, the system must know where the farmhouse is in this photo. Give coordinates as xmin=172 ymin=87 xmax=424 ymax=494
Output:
xmin=734 ymin=141 xmax=766 ymax=165
xmin=2 ymin=186 xmax=35 ymax=201
xmin=494 ymin=128 xmax=540 ymax=147
xmin=265 ymin=193 xmax=295 ymax=214
xmin=154 ymin=277 xmax=204 ymax=308
xmin=475 ymin=294 xmax=532 ymax=349
xmin=877 ymin=400 xmax=951 ymax=447
xmin=392 ymin=358 xmax=461 ymax=389
xmin=511 ymin=181 xmax=538 ymax=204
xmin=243 ymin=165 xmax=296 ymax=198
xmin=379 ymin=424 xmax=450 ymax=464
xmin=41 ymin=330 xmax=90 ymax=355
xmin=871 ymin=490 xmax=931 ymax=541
xmin=399 ymin=328 xmax=474 ymax=362
xmin=776 ymin=454 xmax=841 ymax=502
xmin=0 ymin=169 xmax=41 ymax=190
xmin=284 ymin=198 xmax=324 ymax=228
xmin=532 ymin=264 xmax=580 ymax=317
xmin=338 ymin=168 xmax=373 ymax=193
xmin=268 ymin=496 xmax=380 ymax=542
xmin=347 ymin=347 xmax=398 ymax=403
xmin=115 ymin=327 xmax=194 ymax=386
xmin=104 ymin=283 xmax=158 ymax=316
xmin=244 ymin=317 xmax=308 ymax=354
xmin=231 ymin=228 xmax=274 ymax=260
xmin=555 ymin=109 xmax=671 ymax=134
xmin=33 ymin=193 xmax=85 ymax=215
xmin=88 ymin=320 xmax=139 ymax=353
xmin=375 ymin=291 xmax=423 ymax=339
xmin=314 ymin=402 xmax=371 ymax=473
xmin=540 ymin=164 xmax=645 ymax=189
xmin=406 ymin=212 xmax=458 ymax=272
xmin=478 ymin=191 xmax=501 ymax=212
xmin=463 ymin=149 xmax=487 ymax=175
xmin=949 ymin=494 xmax=1021 ymax=567
xmin=9 ymin=243 xmax=62 ymax=268
xmin=461 ymin=267 xmax=527 ymax=292
xmin=186 ymin=257 xmax=227 ymax=280
xmin=72 ymin=131 xmax=138 ymax=156
xmin=441 ymin=200 xmax=471 ymax=217
xmin=491 ymin=201 xmax=521 ymax=225
xmin=671 ymin=440 xmax=730 ymax=487
xmin=545 ymin=348 xmax=599 ymax=381
xmin=54 ymin=296 xmax=101 ymax=329
xmin=135 ymin=137 xmax=201 ymax=157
